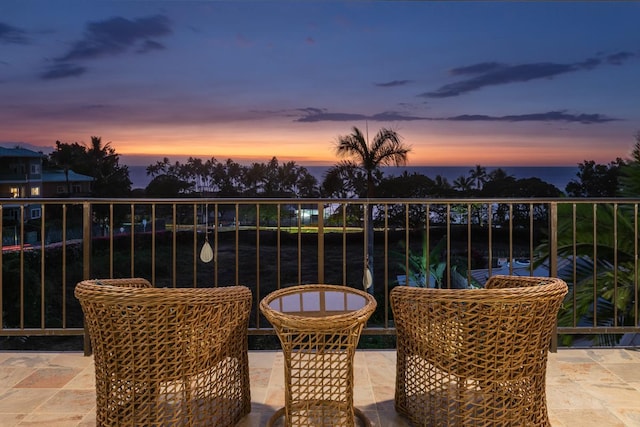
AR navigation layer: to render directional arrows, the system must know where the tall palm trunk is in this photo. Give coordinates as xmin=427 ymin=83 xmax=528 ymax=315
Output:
xmin=64 ymin=166 xmax=70 ymax=196
xmin=365 ymin=173 xmax=375 ymax=294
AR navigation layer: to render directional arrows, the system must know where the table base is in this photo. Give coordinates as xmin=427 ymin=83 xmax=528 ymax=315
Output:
xmin=267 ymin=405 xmax=372 ymax=427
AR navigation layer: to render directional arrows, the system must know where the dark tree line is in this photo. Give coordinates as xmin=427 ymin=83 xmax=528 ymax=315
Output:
xmin=145 ymin=156 xmax=320 ymax=198
xmin=565 ymin=159 xmax=625 ymax=197
xmin=47 ymin=131 xmax=640 ymax=200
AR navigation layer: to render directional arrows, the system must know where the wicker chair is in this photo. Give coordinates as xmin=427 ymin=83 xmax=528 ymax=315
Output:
xmin=390 ymin=275 xmax=568 ymax=427
xmin=75 ymin=278 xmax=252 ymax=427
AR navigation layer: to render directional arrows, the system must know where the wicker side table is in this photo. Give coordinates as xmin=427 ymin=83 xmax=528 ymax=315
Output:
xmin=260 ymin=284 xmax=377 ymax=427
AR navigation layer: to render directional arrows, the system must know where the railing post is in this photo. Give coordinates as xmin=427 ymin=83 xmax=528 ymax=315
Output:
xmin=82 ymin=201 xmax=92 ymax=280
xmin=82 ymin=201 xmax=92 ymax=356
xmin=549 ymin=202 xmax=558 ymax=278
xmin=317 ymin=202 xmax=324 ymax=283
xmin=0 ymin=205 xmax=3 ymax=333
xmin=549 ymin=202 xmax=559 ymax=352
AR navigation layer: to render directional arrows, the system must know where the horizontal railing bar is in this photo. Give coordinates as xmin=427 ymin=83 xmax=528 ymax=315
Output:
xmin=7 ymin=327 xmax=637 ymax=338
xmin=558 ymin=327 xmax=640 ymax=334
xmin=5 ymin=197 xmax=640 ymax=204
xmin=0 ymin=329 xmax=84 ymax=336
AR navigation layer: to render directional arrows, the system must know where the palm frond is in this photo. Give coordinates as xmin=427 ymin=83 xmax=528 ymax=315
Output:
xmin=335 ymin=127 xmax=368 ymax=160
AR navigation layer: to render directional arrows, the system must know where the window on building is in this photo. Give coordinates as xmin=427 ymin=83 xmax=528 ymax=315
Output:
xmin=30 ymin=208 xmax=42 ymax=219
xmin=10 ymin=187 xmax=19 ymax=198
xmin=9 ymin=163 xmax=24 ymax=174
xmin=30 ymin=164 xmax=40 ymax=174
xmin=31 ymin=186 xmax=40 ymax=196
xmin=56 ymin=185 xmax=65 ymax=194
xmin=72 ymin=184 xmax=82 ymax=193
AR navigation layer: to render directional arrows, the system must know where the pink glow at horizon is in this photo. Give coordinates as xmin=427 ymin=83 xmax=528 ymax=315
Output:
xmin=4 ymin=117 xmax=630 ymax=168
xmin=3 ymin=122 xmax=632 ymax=168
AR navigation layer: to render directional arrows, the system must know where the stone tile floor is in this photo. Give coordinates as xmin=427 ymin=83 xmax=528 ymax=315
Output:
xmin=0 ymin=349 xmax=639 ymax=426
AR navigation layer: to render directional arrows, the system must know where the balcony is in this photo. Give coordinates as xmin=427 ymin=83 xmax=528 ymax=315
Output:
xmin=0 ymin=197 xmax=639 ymax=425
xmin=1 ymin=348 xmax=639 ymax=426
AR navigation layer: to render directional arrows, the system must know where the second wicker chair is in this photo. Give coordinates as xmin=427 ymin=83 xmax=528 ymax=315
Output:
xmin=75 ymin=278 xmax=252 ymax=427
xmin=391 ymin=275 xmax=568 ymax=427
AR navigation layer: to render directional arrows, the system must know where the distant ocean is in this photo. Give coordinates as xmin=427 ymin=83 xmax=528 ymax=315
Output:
xmin=128 ymin=165 xmax=578 ymax=192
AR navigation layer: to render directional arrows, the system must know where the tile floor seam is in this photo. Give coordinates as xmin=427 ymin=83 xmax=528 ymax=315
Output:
xmin=596 ymin=362 xmax=637 ymax=385
xmin=24 ymin=386 xmax=67 ymax=416
xmin=604 ymin=408 xmax=636 ymax=427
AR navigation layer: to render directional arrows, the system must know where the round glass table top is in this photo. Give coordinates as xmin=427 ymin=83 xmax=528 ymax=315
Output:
xmin=267 ymin=287 xmax=369 ymax=318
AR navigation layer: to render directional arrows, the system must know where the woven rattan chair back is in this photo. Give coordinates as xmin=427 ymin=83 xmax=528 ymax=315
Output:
xmin=75 ymin=278 xmax=252 ymax=427
xmin=391 ymin=275 xmax=568 ymax=427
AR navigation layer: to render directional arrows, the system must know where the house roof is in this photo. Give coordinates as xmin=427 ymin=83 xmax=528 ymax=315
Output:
xmin=42 ymin=170 xmax=93 ymax=183
xmin=0 ymin=146 xmax=44 ymax=158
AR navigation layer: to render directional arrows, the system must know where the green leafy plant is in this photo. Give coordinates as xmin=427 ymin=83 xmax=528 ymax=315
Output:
xmin=535 ymin=202 xmax=637 ymax=346
xmin=395 ymin=234 xmax=447 ymax=288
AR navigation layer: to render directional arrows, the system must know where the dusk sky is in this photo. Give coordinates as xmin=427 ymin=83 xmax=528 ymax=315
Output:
xmin=2 ymin=1 xmax=639 ymax=167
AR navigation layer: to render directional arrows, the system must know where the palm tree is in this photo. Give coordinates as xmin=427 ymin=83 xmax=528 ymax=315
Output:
xmin=487 ymin=167 xmax=512 ymax=182
xmin=50 ymin=140 xmax=82 ymax=196
xmin=243 ymin=162 xmax=266 ymax=196
xmin=452 ymin=175 xmax=474 ymax=192
xmin=86 ymin=136 xmax=131 ymax=197
xmin=333 ymin=126 xmax=410 ymax=293
xmin=212 ymin=158 xmax=244 ymax=196
xmin=469 ymin=164 xmax=487 ymax=190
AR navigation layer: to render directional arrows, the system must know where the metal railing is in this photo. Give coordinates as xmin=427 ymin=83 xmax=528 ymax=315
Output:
xmin=1 ymin=197 xmax=639 ymax=349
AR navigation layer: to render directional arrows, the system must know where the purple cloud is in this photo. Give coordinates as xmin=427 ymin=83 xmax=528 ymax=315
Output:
xmin=0 ymin=22 xmax=29 ymax=44
xmin=295 ymin=108 xmax=424 ymax=122
xmin=423 ymin=53 xmax=637 ymax=98
xmin=136 ymin=39 xmax=166 ymax=54
xmin=446 ymin=111 xmax=618 ymax=124
xmin=606 ymin=51 xmax=635 ymax=65
xmin=424 ymin=62 xmax=578 ymax=98
xmin=449 ymin=62 xmax=504 ymax=76
xmin=295 ymin=108 xmax=618 ymax=124
xmin=375 ymin=80 xmax=412 ymax=87
xmin=56 ymin=14 xmax=171 ymax=61
xmin=40 ymin=63 xmax=87 ymax=80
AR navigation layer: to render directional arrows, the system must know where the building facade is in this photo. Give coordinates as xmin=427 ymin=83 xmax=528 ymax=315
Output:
xmin=0 ymin=146 xmax=93 ymax=221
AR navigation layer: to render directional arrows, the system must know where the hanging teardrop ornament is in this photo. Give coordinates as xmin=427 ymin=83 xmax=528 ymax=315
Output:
xmin=200 ymin=238 xmax=214 ymax=263
xmin=200 ymin=202 xmax=214 ymax=263
xmin=363 ymin=266 xmax=373 ymax=290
